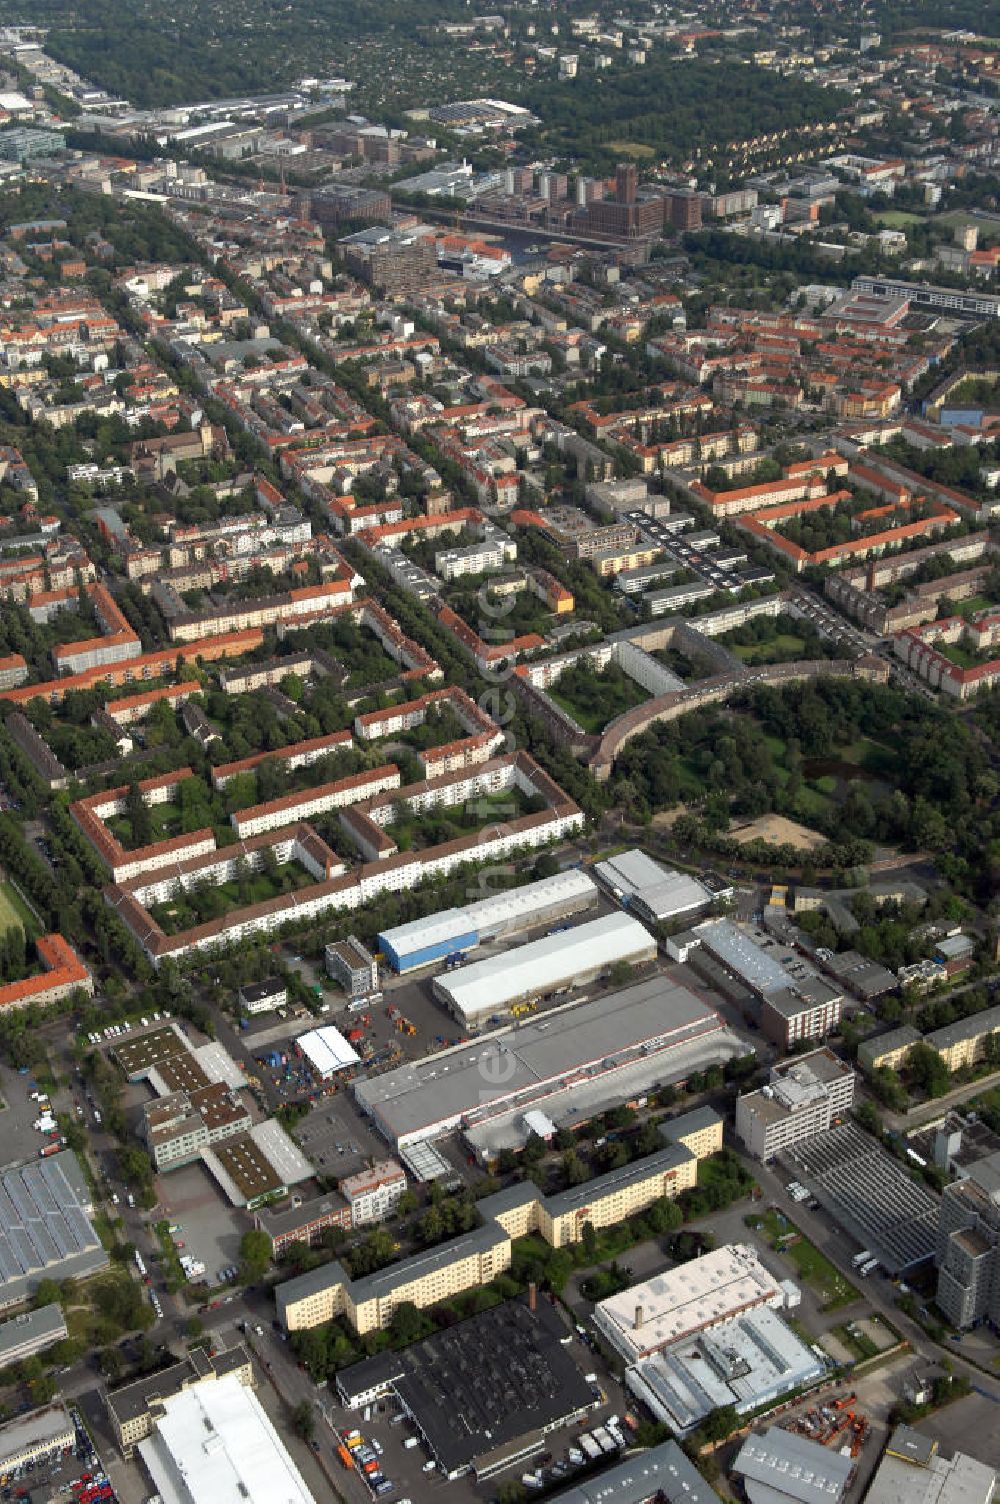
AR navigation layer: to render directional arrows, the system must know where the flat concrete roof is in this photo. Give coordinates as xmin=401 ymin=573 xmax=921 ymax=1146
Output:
xmin=435 ymin=912 xmax=656 ymax=1021
xmin=354 ymin=976 xmax=721 ymax=1146
xmin=0 ymin=1402 xmax=73 ymax=1467
xmin=138 ymin=1371 xmax=315 ymax=1504
xmin=0 ymin=1304 xmax=66 ymax=1360
xmin=595 ymin=1244 xmax=780 ymax=1363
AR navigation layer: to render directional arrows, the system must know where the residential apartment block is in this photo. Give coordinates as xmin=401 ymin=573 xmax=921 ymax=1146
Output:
xmin=277 ymin=1109 xmax=721 ymax=1332
xmin=936 ymin=1153 xmax=1000 ymax=1328
xmin=340 ymin=1159 xmax=408 ymax=1227
xmin=106 ymin=1344 xmax=253 ymax=1457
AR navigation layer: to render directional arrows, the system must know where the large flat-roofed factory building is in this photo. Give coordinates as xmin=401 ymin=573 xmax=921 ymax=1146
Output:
xmin=354 ymin=976 xmax=747 ymax=1157
xmin=596 ymin=1243 xmax=823 ymax=1436
xmin=432 ymin=911 xmax=657 ymax=1028
xmin=378 ymin=870 xmax=599 ymax=974
xmin=594 ymin=848 xmax=715 ymax=925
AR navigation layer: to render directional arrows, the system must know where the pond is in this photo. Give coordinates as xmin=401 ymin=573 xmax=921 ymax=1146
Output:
xmin=802 ymin=758 xmax=882 ymax=783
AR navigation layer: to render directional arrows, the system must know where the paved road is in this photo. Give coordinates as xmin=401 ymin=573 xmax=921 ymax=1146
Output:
xmin=750 ymin=1158 xmax=1000 ymax=1397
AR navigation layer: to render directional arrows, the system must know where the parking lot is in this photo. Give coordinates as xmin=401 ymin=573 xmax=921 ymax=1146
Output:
xmin=153 ymin=1159 xmax=248 ymax=1285
xmin=0 ymin=1408 xmax=114 ymax=1504
xmin=0 ymin=1061 xmax=60 ymax=1166
xmin=293 ymin=1099 xmax=394 ymax=1182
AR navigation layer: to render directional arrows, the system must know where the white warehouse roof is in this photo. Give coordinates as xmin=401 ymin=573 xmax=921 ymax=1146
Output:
xmin=435 ymin=911 xmax=656 ymax=1022
xmin=297 ymin=1026 xmax=360 ymax=1076
xmin=466 ymin=868 xmax=597 ymax=937
xmin=137 ymin=1371 xmax=315 ymax=1504
xmin=595 ymin=849 xmax=712 ymax=922
xmin=380 ymin=869 xmax=597 ymax=961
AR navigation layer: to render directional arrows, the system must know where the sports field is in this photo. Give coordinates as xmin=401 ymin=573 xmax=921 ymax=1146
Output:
xmin=0 ymin=880 xmax=38 ymax=937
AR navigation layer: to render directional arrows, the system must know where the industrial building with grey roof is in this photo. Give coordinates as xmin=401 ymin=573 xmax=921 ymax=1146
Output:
xmin=782 ymin=1122 xmax=938 ymax=1273
xmin=354 ymin=975 xmax=739 ymax=1150
xmin=0 ymin=1152 xmax=107 ymax=1309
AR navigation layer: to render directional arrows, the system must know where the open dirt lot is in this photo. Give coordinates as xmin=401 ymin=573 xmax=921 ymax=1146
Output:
xmin=730 ymin=814 xmax=827 ymax=851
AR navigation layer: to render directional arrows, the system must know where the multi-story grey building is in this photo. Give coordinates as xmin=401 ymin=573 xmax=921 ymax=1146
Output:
xmin=735 ymin=1049 xmax=856 ymax=1161
xmin=325 ymin=937 xmax=378 ymax=998
xmin=936 ymin=1153 xmax=1000 ymax=1328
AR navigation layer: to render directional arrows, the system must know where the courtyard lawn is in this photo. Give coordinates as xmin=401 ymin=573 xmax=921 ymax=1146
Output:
xmin=939 ymin=641 xmax=991 ymax=671
xmin=106 ymin=799 xmax=185 ymax=849
xmin=956 ymin=594 xmax=1000 ymax=619
xmin=549 ymin=664 xmax=649 ymax=734
xmin=731 ymin=634 xmax=809 ymax=665
xmin=150 ymin=860 xmax=316 ymax=935
xmin=748 ymin=1210 xmax=859 ymax=1310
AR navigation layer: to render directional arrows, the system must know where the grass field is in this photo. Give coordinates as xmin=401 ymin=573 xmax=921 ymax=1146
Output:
xmin=939 ymin=208 xmax=1000 ymax=233
xmin=607 ymin=141 xmax=656 ymax=157
xmin=749 ymin=1210 xmax=859 ymax=1310
xmin=0 ymin=879 xmax=38 ymax=937
xmin=875 ymin=210 xmax=924 ymax=228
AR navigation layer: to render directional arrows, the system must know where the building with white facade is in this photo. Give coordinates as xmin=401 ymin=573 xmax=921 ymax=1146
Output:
xmin=432 ymin=912 xmax=657 ymax=1026
xmin=736 ymin=1050 xmax=856 ymax=1161
xmin=593 ymin=1244 xmax=782 ymax=1366
xmin=136 ymin=1370 xmax=315 ymax=1504
xmin=340 ymin=1159 xmax=407 ymax=1227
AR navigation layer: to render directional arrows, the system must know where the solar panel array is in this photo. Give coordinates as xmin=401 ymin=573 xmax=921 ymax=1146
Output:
xmin=782 ymin=1122 xmax=938 ymax=1274
xmin=0 ymin=1155 xmax=98 ymax=1284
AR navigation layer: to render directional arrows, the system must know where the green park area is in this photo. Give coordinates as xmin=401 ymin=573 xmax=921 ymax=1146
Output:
xmin=549 ymin=660 xmax=649 ymax=733
xmin=747 ymin=1210 xmax=859 ymax=1310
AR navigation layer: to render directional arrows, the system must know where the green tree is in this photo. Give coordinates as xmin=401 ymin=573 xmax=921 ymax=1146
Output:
xmin=291 ymin=1400 xmax=315 ymax=1442
xmin=239 ymin=1228 xmax=272 ymax=1282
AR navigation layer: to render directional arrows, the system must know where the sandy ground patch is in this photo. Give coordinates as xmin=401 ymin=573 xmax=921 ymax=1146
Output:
xmin=730 ymin=814 xmax=826 ymax=851
xmin=651 ymin=807 xmax=689 ymax=828
xmin=818 ymin=1331 xmax=854 ymax=1365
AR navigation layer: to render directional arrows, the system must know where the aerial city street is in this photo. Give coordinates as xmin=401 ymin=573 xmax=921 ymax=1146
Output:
xmin=0 ymin=2 xmax=999 ymax=1502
